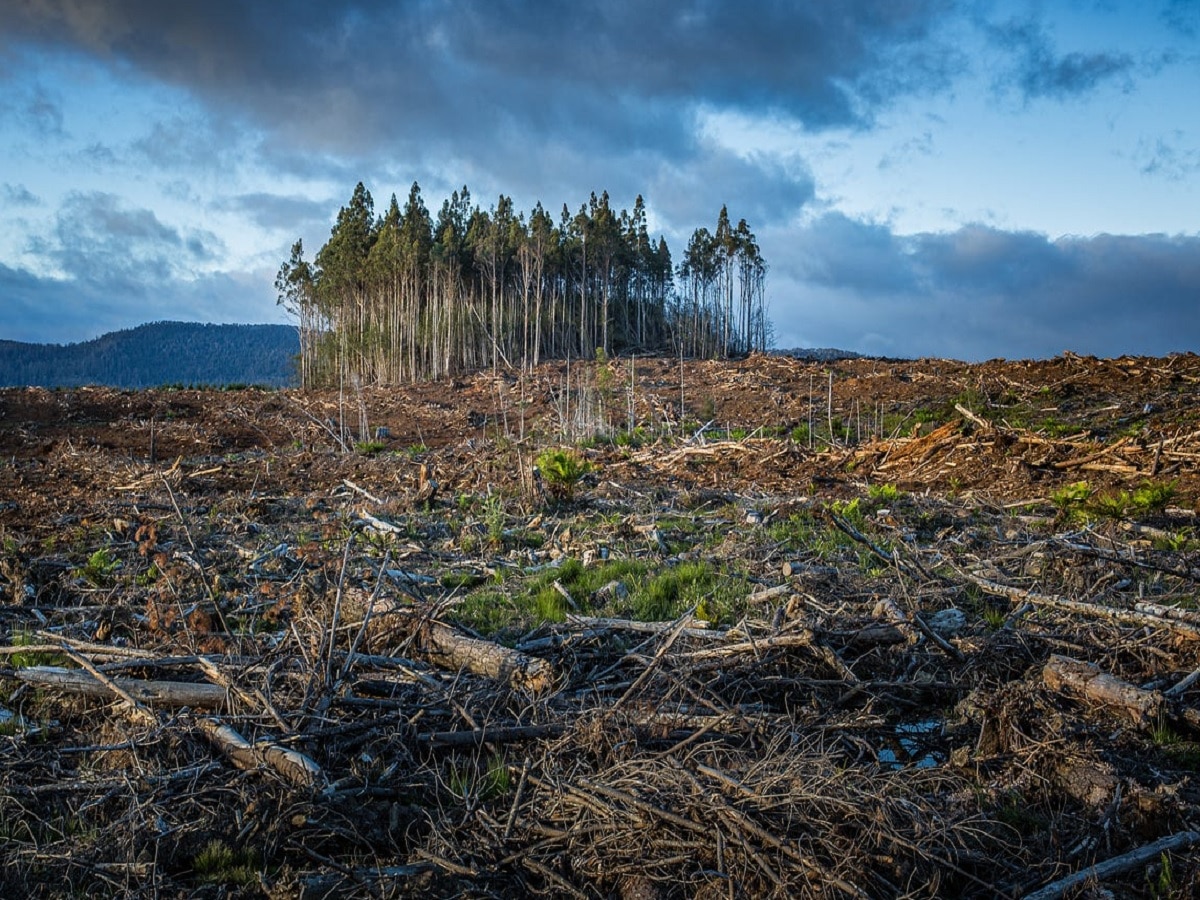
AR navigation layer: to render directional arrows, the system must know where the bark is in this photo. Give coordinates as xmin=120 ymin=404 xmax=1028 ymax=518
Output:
xmin=196 ymin=718 xmax=323 ymax=789
xmin=1042 ymin=654 xmax=1163 ymax=727
xmin=13 ymin=665 xmax=228 ymax=709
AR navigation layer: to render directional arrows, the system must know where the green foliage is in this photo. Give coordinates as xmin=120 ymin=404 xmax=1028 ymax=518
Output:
xmin=354 ymin=440 xmax=386 ymax=455
xmin=1132 ymin=479 xmax=1177 ymax=512
xmin=830 ymin=497 xmax=866 ymax=529
xmin=452 ymin=589 xmax=519 ymax=636
xmin=1050 ymin=481 xmax=1092 ymax=521
xmin=80 ymin=548 xmax=119 ymax=587
xmin=7 ymin=628 xmax=68 ymax=668
xmin=192 ymin=839 xmax=260 ymax=886
xmin=482 ymin=492 xmax=507 ymax=546
xmin=447 ymin=753 xmax=511 ymax=803
xmin=1147 ymin=851 xmax=1175 ymax=899
xmin=284 ymin=181 xmax=768 ymax=388
xmin=1056 ymin=478 xmax=1177 ymax=521
xmin=632 ymin=560 xmax=740 ymax=622
xmin=867 ymin=483 xmax=902 ymax=504
xmin=535 ymin=448 xmax=591 ymax=502
xmin=1150 ymin=714 xmax=1200 ymax=769
xmin=614 ymin=427 xmax=649 ymax=448
xmin=981 ymin=606 xmax=1008 ymax=630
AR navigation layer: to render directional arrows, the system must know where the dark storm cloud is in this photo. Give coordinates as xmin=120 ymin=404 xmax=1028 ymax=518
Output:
xmin=986 ymin=18 xmax=1134 ymax=100
xmin=651 ymin=146 xmax=815 ymax=233
xmin=0 ymin=1 xmax=958 ymax=160
xmin=775 ymin=216 xmax=1200 ymax=360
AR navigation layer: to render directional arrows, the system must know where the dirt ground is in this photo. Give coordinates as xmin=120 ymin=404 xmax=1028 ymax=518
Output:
xmin=1 ymin=352 xmax=1199 ymax=898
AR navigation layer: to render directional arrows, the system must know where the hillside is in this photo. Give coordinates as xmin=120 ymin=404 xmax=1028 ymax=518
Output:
xmin=0 ymin=321 xmax=298 ymax=388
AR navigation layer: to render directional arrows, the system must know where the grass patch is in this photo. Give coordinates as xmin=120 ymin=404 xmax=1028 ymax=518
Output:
xmin=192 ymin=839 xmax=260 ymax=887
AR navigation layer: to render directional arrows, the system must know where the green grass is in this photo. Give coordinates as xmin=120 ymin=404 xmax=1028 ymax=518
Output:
xmin=192 ymin=839 xmax=260 ymax=886
xmin=867 ymin=483 xmax=902 ymax=504
xmin=448 ymin=753 xmax=512 ymax=803
xmin=448 ymin=555 xmax=749 ymax=636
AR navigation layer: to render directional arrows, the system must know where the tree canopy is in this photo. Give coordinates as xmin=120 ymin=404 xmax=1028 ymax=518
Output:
xmin=278 ymin=182 xmax=768 ymax=386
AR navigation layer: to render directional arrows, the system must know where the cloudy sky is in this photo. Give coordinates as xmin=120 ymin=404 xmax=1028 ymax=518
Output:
xmin=1 ymin=0 xmax=1196 ymax=360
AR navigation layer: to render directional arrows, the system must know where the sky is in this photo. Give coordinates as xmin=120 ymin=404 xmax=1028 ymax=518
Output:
xmin=0 ymin=0 xmax=1197 ymax=361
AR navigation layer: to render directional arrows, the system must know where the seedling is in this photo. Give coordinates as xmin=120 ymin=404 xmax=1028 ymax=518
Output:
xmin=535 ymin=448 xmax=591 ymax=502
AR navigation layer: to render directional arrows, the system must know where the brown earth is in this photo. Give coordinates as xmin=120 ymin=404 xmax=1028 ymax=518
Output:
xmin=1 ymin=352 xmax=1199 ymax=898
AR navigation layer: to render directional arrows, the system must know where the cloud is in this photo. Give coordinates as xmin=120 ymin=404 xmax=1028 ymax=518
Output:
xmin=1136 ymin=133 xmax=1200 ymax=180
xmin=986 ymin=18 xmax=1134 ymax=101
xmin=131 ymin=113 xmax=245 ymax=172
xmin=0 ymin=1 xmax=959 ymax=163
xmin=0 ymin=260 xmax=283 ymax=344
xmin=1163 ymin=0 xmax=1200 ymax=37
xmin=25 ymin=192 xmax=223 ymax=289
xmin=212 ymin=192 xmax=336 ymax=234
xmin=650 ymin=146 xmax=815 ymax=234
xmin=774 ymin=214 xmax=1200 ymax=360
xmin=2 ymin=183 xmax=40 ymax=206
xmin=0 ymin=78 xmax=65 ymax=137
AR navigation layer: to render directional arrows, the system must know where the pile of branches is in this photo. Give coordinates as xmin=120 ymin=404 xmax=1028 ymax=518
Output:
xmin=3 ymin=427 xmax=1200 ymax=897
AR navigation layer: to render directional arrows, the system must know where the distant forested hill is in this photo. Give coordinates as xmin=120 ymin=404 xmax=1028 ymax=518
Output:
xmin=0 ymin=322 xmax=299 ymax=389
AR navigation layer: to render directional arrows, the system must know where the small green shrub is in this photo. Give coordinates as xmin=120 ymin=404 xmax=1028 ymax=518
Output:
xmin=867 ymin=483 xmax=901 ymax=503
xmin=1132 ymin=479 xmax=1177 ymax=513
xmin=535 ymin=448 xmax=591 ymax=502
xmin=80 ymin=548 xmax=119 ymax=587
xmin=192 ymin=839 xmax=259 ymax=886
xmin=354 ymin=440 xmax=386 ymax=455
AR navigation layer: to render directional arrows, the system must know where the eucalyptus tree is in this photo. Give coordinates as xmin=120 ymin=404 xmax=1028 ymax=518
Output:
xmin=279 ymin=180 xmax=769 ymax=387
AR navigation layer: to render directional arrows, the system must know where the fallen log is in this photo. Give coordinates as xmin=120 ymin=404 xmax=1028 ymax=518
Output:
xmin=12 ymin=665 xmax=228 ymax=709
xmin=1024 ymin=830 xmax=1200 ymax=900
xmin=422 ymin=620 xmax=554 ymax=694
xmin=1042 ymin=654 xmax=1163 ymax=728
xmin=360 ymin=599 xmax=555 ymax=693
xmin=195 ymin=718 xmax=323 ymax=789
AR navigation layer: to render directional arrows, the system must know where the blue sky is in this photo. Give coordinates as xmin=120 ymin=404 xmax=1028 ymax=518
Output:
xmin=0 ymin=0 xmax=1196 ymax=360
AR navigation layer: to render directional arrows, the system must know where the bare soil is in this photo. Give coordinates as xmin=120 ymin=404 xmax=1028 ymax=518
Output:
xmin=1 ymin=352 xmax=1199 ymax=898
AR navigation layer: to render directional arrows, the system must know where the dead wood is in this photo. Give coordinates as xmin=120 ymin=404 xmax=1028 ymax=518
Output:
xmin=1042 ymin=654 xmax=1163 ymax=727
xmin=1023 ymin=830 xmax=1200 ymax=900
xmin=195 ymin=717 xmax=323 ymax=788
xmin=12 ymin=664 xmax=228 ymax=709
xmin=420 ymin=619 xmax=555 ymax=693
xmin=5 ymin=355 xmax=1200 ymax=897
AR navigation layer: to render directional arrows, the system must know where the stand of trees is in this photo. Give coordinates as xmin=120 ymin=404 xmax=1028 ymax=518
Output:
xmin=276 ymin=182 xmax=768 ymax=386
